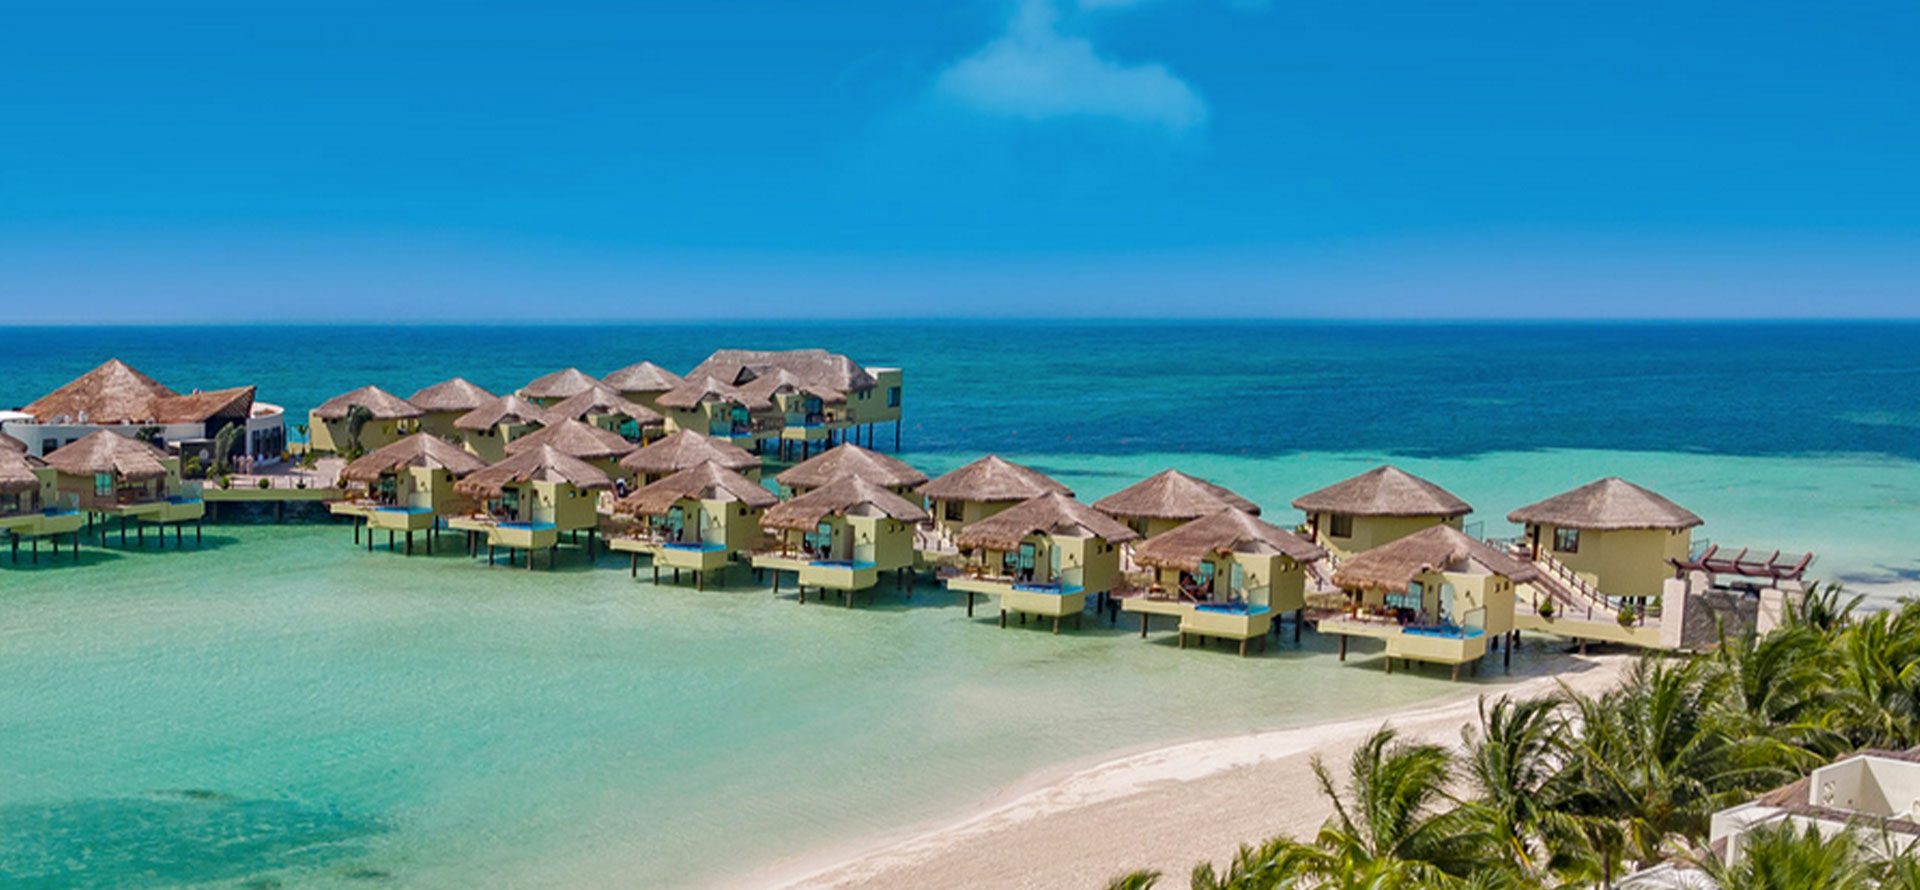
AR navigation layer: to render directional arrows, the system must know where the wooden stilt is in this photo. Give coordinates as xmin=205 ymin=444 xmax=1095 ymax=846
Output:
xmin=999 ymin=608 xmax=1006 ymax=628
xmin=1295 ymin=608 xmax=1304 ymax=643
xmin=630 ymin=553 xmax=638 ymax=578
xmin=1339 ymin=635 xmax=1348 ymax=661
xmin=1385 ymin=656 xmax=1392 ymax=674
xmin=1239 ymin=639 xmax=1248 ymax=657
xmin=1052 ymin=617 xmax=1060 ymax=635
xmin=1451 ymin=664 xmax=1460 ymax=681
xmin=405 ymin=531 xmax=413 ymax=555
xmin=966 ymin=592 xmax=975 ymax=617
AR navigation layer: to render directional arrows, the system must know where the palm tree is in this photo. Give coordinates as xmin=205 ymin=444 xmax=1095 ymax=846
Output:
xmin=342 ymin=404 xmax=374 ymax=459
xmin=1695 ymin=821 xmax=1878 ymax=890
xmin=1456 ymin=696 xmax=1567 ymax=880
xmin=1104 ymin=870 xmax=1162 ymax=890
xmin=1831 ymin=604 xmax=1920 ymax=749
xmin=1710 ymin=625 xmax=1847 ymax=765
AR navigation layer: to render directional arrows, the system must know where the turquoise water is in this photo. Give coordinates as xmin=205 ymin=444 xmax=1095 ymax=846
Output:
xmin=3 ymin=322 xmax=1919 ymax=888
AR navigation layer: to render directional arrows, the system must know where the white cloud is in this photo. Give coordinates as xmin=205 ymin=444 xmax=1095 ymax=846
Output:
xmin=932 ymin=0 xmax=1207 ymax=133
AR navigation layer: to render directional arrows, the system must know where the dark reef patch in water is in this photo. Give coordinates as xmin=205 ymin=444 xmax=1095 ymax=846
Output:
xmin=0 ymin=790 xmax=387 ymax=890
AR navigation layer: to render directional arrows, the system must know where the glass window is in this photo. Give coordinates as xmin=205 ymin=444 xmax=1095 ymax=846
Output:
xmin=94 ymin=473 xmax=113 ymax=497
xmin=887 ymin=387 xmax=901 ymax=408
xmin=1553 ymin=527 xmax=1580 ymax=553
xmin=943 ymin=500 xmax=963 ymax=521
xmin=1328 ymin=513 xmax=1354 ymax=538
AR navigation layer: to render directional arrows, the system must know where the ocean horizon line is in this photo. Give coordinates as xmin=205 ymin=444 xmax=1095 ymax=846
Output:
xmin=5 ymin=316 xmax=1920 ymax=329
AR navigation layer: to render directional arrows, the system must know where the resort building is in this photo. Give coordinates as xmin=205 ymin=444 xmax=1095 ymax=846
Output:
xmin=450 ymin=444 xmax=612 ymax=570
xmin=330 ymin=433 xmax=489 ymax=556
xmin=945 ymin=492 xmax=1139 ymax=633
xmin=0 ymin=441 xmax=85 ymax=562
xmin=308 ymin=386 xmax=422 ymax=456
xmin=539 ymin=383 xmax=664 ymax=444
xmin=653 ymin=377 xmax=778 ymax=449
xmin=1093 ymin=469 xmax=1261 ymax=539
xmin=618 ymin=429 xmax=762 ymax=486
xmin=601 ymin=361 xmax=685 ymax=413
xmin=917 ymin=456 xmax=1071 ymax=543
xmin=2 ymin=358 xmax=285 ymax=466
xmin=751 ymin=475 xmax=928 ymax=606
xmin=774 ymin=443 xmax=926 ymax=497
xmin=1507 ymin=476 xmax=1702 ymax=603
xmin=1124 ymin=509 xmax=1326 ymax=656
xmin=684 ymin=348 xmax=904 ymax=450
xmin=608 ymin=460 xmax=777 ymax=589
xmin=407 ymin=378 xmax=497 ymax=442
xmin=501 ymin=418 xmax=637 ymax=483
xmin=1291 ymin=466 xmax=1473 ymax=561
xmin=42 ymin=431 xmax=205 ymax=547
xmin=452 ymin=394 xmax=550 ymax=463
xmin=1318 ymin=525 xmax=1535 ymax=678
xmin=517 ymin=368 xmax=604 ymax=407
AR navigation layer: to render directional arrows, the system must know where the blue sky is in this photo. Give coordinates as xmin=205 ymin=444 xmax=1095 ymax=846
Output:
xmin=2 ymin=0 xmax=1916 ymax=321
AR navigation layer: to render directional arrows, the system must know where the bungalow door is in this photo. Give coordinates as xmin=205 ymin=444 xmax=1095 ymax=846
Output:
xmin=665 ymin=506 xmax=686 ymax=543
xmin=1016 ymin=543 xmax=1037 ymax=581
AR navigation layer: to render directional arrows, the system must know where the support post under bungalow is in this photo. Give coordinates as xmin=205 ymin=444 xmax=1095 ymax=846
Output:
xmin=1295 ymin=608 xmax=1304 ymax=643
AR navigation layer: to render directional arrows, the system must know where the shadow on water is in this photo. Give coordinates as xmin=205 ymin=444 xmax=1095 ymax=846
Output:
xmin=0 ymin=790 xmax=387 ymax=890
xmin=0 ymin=546 xmax=126 ymax=572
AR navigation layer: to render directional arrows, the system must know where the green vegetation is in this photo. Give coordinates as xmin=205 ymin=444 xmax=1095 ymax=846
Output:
xmin=1105 ymin=584 xmax=1920 ymax=889
xmin=342 ymin=404 xmax=374 ymax=460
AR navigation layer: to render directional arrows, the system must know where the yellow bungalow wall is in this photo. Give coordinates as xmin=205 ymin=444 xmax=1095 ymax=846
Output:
xmin=1151 ymin=552 xmax=1307 ymax=613
xmin=415 ymin=411 xmax=465 ymax=442
xmin=308 ymin=414 xmax=412 ymax=455
xmin=1527 ymin=524 xmax=1691 ymax=599
xmin=1349 ymin=569 xmax=1516 ymax=636
xmin=929 ymin=498 xmax=1016 ymax=537
xmin=972 ymin=533 xmax=1122 ymax=594
xmin=1311 ymin=513 xmax=1461 ymax=560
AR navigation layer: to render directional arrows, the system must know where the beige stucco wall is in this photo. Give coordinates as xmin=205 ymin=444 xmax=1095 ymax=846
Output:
xmin=1528 ymin=524 xmax=1691 ymax=599
xmin=1311 ymin=512 xmax=1460 ymax=560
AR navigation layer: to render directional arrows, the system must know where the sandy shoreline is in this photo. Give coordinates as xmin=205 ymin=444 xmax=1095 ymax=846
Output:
xmin=730 ymin=650 xmax=1634 ymax=890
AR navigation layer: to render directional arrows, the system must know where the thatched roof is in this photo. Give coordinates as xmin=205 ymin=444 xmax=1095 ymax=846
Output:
xmin=1132 ymin=509 xmax=1324 ymax=571
xmin=542 ymin=384 xmax=664 ymax=425
xmin=602 ymin=361 xmax=684 ymax=394
xmin=454 ymin=445 xmax=613 ymax=498
xmin=21 ymin=359 xmax=176 ymax=424
xmin=0 ymin=450 xmax=43 ymax=494
xmin=1092 ymin=469 xmax=1260 ymax=521
xmin=311 ymin=385 xmax=422 ymax=420
xmin=654 ymin=376 xmax=770 ymax=410
xmin=776 ymin=444 xmax=926 ymax=491
xmin=42 ymin=430 xmax=170 ymax=481
xmin=1506 ymin=477 xmax=1703 ymax=531
xmin=519 ymin=368 xmax=602 ymax=401
xmin=689 ymin=348 xmax=878 ymax=393
xmin=618 ymin=429 xmax=760 ymax=477
xmin=954 ymin=492 xmax=1140 ymax=552
xmin=614 ymin=460 xmax=777 ymax=517
xmin=502 ymin=418 xmax=636 ymax=461
xmin=1291 ymin=466 xmax=1471 ymax=519
xmin=917 ymin=456 xmax=1071 ymax=503
xmin=1332 ymin=525 xmax=1538 ymax=594
xmin=340 ymin=433 xmax=489 ymax=483
xmin=762 ymin=475 xmax=929 ymax=531
xmin=153 ymin=387 xmax=256 ymax=424
xmin=454 ymin=394 xmax=550 ymax=432
xmin=737 ymin=367 xmax=846 ymax=405
xmin=0 ymin=431 xmax=30 ymax=454
xmin=408 ymin=377 xmax=496 ymax=413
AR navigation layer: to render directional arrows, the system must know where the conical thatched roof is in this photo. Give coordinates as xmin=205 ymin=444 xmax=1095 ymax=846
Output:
xmin=454 ymin=394 xmax=550 ymax=432
xmin=1332 ymin=525 xmax=1538 ymax=594
xmin=1093 ymin=469 xmax=1260 ymax=521
xmin=408 ymin=378 xmax=496 ymax=413
xmin=654 ymin=376 xmax=770 ymax=410
xmin=1132 ymin=508 xmax=1324 ymax=571
xmin=42 ymin=430 xmax=170 ymax=482
xmin=542 ymin=384 xmax=664 ymax=425
xmin=311 ymin=385 xmax=422 ymax=420
xmin=340 ymin=433 xmax=489 ymax=483
xmin=0 ymin=449 xmax=43 ymax=494
xmin=502 ymin=418 xmax=636 ymax=461
xmin=602 ymin=361 xmax=684 ymax=394
xmin=776 ymin=444 xmax=926 ymax=491
xmin=917 ymin=456 xmax=1071 ymax=503
xmin=454 ymin=445 xmax=613 ymax=498
xmin=615 ymin=460 xmax=777 ymax=517
xmin=519 ymin=368 xmax=601 ymax=402
xmin=151 ymin=386 xmax=256 ymax=424
xmin=21 ymin=359 xmax=177 ymax=424
xmin=0 ymin=431 xmax=29 ymax=454
xmin=954 ymin=492 xmax=1139 ymax=552
xmin=1506 ymin=477 xmax=1702 ymax=531
xmin=762 ymin=476 xmax=929 ymax=531
xmin=737 ymin=367 xmax=846 ymax=405
xmin=618 ymin=430 xmax=760 ymax=477
xmin=1290 ymin=466 xmax=1472 ymax=519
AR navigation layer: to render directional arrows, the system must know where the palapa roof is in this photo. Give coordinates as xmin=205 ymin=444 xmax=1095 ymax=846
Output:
xmin=618 ymin=429 xmax=760 ymax=476
xmin=153 ymin=387 xmax=256 ymax=424
xmin=1132 ymin=508 xmax=1324 ymax=571
xmin=519 ymin=368 xmax=602 ymax=401
xmin=955 ymin=492 xmax=1140 ymax=552
xmin=602 ymin=361 xmax=685 ymax=394
xmin=454 ymin=444 xmax=613 ymax=498
xmin=408 ymin=378 xmax=496 ymax=413
xmin=776 ymin=444 xmax=926 ymax=491
xmin=1093 ymin=469 xmax=1260 ymax=521
xmin=339 ymin=433 xmax=490 ymax=483
xmin=311 ymin=385 xmax=422 ymax=420
xmin=917 ymin=456 xmax=1072 ymax=503
xmin=1290 ymin=466 xmax=1472 ymax=519
xmin=0 ymin=431 xmax=30 ymax=454
xmin=615 ymin=460 xmax=777 ymax=517
xmin=42 ymin=430 xmax=171 ymax=481
xmin=654 ymin=376 xmax=770 ymax=410
xmin=1332 ymin=525 xmax=1538 ymax=594
xmin=0 ymin=449 xmax=43 ymax=494
xmin=688 ymin=348 xmax=878 ymax=393
xmin=20 ymin=359 xmax=254 ymax=425
xmin=502 ymin=418 xmax=636 ymax=461
xmin=542 ymin=384 xmax=663 ymax=425
xmin=737 ymin=367 xmax=846 ymax=405
xmin=454 ymin=394 xmax=550 ymax=431
xmin=1506 ymin=477 xmax=1703 ymax=531
xmin=761 ymin=475 xmax=929 ymax=531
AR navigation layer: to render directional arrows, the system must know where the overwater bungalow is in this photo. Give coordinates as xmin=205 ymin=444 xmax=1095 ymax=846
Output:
xmin=618 ymin=429 xmax=762 ymax=486
xmin=946 ymin=492 xmax=1139 ymax=632
xmin=449 ymin=445 xmax=612 ymax=570
xmin=452 ymin=394 xmax=550 ymax=462
xmin=607 ymin=460 xmax=777 ymax=589
xmin=735 ymin=367 xmax=851 ymax=460
xmin=653 ymin=377 xmax=778 ymax=449
xmin=687 ymin=348 xmax=903 ymax=451
xmin=518 ymin=368 xmax=603 ymax=407
xmin=774 ymin=443 xmax=925 ymax=497
xmin=917 ymin=456 xmax=1071 ymax=543
xmin=1092 ymin=469 xmax=1261 ymax=539
xmin=501 ymin=418 xmax=636 ymax=483
xmin=1124 ymin=509 xmax=1325 ymax=655
xmin=541 ymin=383 xmax=665 ymax=444
xmin=330 ymin=433 xmax=489 ymax=555
xmin=751 ymin=476 xmax=928 ymax=607
xmin=407 ymin=378 xmax=497 ymax=441
xmin=0 ymin=444 xmax=85 ymax=562
xmin=42 ymin=431 xmax=204 ymax=547
xmin=3 ymin=358 xmax=284 ymax=466
xmin=1507 ymin=476 xmax=1702 ymax=604
xmin=308 ymin=386 xmax=422 ymax=456
xmin=602 ymin=361 xmax=686 ymax=412
xmin=1291 ymin=466 xmax=1472 ymax=561
xmin=1318 ymin=525 xmax=1536 ymax=678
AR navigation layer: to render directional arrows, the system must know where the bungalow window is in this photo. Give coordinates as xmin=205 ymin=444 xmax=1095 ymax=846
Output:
xmin=93 ymin=473 xmax=113 ymax=497
xmin=887 ymin=387 xmax=901 ymax=408
xmin=1328 ymin=513 xmax=1354 ymax=538
xmin=943 ymin=500 xmax=963 ymax=521
xmin=1553 ymin=527 xmax=1580 ymax=553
